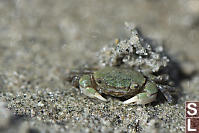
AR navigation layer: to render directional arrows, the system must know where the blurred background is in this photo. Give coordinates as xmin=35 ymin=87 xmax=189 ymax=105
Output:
xmin=0 ymin=0 xmax=199 ymax=133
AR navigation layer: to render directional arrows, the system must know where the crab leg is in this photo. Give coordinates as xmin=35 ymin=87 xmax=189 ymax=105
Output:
xmin=157 ymin=85 xmax=173 ymax=103
xmin=123 ymin=81 xmax=158 ymax=105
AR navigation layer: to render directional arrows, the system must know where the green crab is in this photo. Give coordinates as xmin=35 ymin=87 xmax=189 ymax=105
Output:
xmin=67 ymin=67 xmax=173 ymax=105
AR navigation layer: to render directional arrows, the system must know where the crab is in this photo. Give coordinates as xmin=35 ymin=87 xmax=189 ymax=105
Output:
xmin=67 ymin=67 xmax=173 ymax=105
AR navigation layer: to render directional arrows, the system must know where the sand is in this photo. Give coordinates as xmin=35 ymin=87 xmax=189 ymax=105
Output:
xmin=0 ymin=0 xmax=199 ymax=132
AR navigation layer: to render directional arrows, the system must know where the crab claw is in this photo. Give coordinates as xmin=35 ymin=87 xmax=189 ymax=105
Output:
xmin=123 ymin=93 xmax=157 ymax=105
xmin=80 ymin=87 xmax=107 ymax=101
xmin=94 ymin=92 xmax=107 ymax=101
xmin=123 ymin=95 xmax=139 ymax=105
xmin=123 ymin=81 xmax=158 ymax=105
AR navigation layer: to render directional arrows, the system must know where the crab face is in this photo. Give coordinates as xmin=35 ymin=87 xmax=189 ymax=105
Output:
xmin=79 ymin=67 xmax=158 ymax=105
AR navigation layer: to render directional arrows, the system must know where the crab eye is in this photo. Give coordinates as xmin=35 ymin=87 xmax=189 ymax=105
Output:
xmin=131 ymin=83 xmax=139 ymax=89
xmin=135 ymin=84 xmax=139 ymax=88
xmin=96 ymin=79 xmax=102 ymax=84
